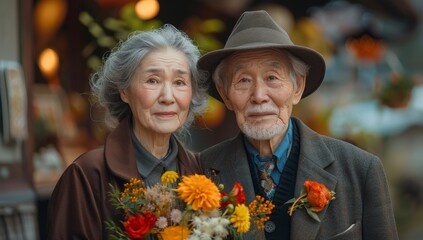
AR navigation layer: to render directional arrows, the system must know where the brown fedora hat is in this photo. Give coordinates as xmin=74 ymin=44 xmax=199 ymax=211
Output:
xmin=198 ymin=10 xmax=326 ymax=100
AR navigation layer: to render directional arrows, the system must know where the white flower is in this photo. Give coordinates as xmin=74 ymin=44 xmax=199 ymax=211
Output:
xmin=155 ymin=216 xmax=168 ymax=229
xmin=170 ymin=209 xmax=182 ymax=224
xmin=214 ymin=217 xmax=230 ymax=238
xmin=198 ymin=233 xmax=212 ymax=240
xmin=192 ymin=216 xmax=202 ymax=227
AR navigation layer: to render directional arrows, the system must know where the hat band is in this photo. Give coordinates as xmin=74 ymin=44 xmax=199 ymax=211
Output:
xmin=225 ymin=28 xmax=294 ymax=49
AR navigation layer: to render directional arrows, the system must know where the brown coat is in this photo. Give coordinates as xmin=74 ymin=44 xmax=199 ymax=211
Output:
xmin=47 ymin=117 xmax=201 ymax=239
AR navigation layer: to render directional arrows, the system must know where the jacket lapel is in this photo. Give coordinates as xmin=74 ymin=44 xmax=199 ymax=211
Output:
xmin=105 ymin=117 xmax=140 ymax=181
xmin=210 ymin=133 xmax=257 ymax=204
xmin=232 ymin=135 xmax=257 ymax=203
xmin=291 ymin=118 xmax=338 ymax=240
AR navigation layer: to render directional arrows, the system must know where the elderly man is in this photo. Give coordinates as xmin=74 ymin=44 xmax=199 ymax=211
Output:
xmin=198 ymin=10 xmax=398 ymax=240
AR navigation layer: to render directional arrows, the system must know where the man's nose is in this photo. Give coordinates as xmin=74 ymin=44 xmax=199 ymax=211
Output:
xmin=250 ymin=80 xmax=269 ymax=104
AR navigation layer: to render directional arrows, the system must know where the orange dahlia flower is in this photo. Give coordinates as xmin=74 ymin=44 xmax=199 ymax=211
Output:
xmin=175 ymin=174 xmax=221 ymax=211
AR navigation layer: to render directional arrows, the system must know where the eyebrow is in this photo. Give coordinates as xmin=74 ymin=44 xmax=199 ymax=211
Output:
xmin=232 ymin=61 xmax=283 ymax=74
xmin=144 ymin=67 xmax=190 ymax=75
xmin=268 ymin=61 xmax=283 ymax=69
xmin=232 ymin=64 xmax=247 ymax=74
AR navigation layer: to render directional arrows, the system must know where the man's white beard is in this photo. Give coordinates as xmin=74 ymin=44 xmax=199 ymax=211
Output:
xmin=241 ymin=121 xmax=284 ymax=140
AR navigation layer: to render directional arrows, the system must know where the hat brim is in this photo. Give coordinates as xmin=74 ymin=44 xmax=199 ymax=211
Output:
xmin=198 ymin=44 xmax=326 ymax=101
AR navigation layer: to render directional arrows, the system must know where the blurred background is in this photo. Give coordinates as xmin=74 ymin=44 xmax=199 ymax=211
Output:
xmin=0 ymin=0 xmax=422 ymax=239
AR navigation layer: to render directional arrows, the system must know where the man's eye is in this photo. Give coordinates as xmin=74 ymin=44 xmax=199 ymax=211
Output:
xmin=268 ymin=75 xmax=279 ymax=81
xmin=266 ymin=75 xmax=284 ymax=87
xmin=233 ymin=78 xmax=252 ymax=90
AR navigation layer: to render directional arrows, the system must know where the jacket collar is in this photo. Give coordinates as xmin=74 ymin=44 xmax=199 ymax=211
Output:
xmin=105 ymin=116 xmax=200 ymax=182
xmin=105 ymin=117 xmax=139 ymax=181
xmin=290 ymin=117 xmax=338 ymax=240
xmin=211 ymin=134 xmax=258 ymax=204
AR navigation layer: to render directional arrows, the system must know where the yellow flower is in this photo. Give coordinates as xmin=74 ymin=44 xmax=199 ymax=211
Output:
xmin=158 ymin=226 xmax=191 ymax=240
xmin=161 ymin=171 xmax=179 ymax=185
xmin=230 ymin=204 xmax=251 ymax=233
xmin=175 ymin=174 xmax=221 ymax=211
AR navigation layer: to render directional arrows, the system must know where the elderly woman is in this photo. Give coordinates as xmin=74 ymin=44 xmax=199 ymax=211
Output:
xmin=47 ymin=24 xmax=207 ymax=239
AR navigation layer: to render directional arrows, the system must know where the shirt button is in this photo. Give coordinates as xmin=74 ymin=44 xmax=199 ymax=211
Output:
xmin=264 ymin=221 xmax=276 ymax=233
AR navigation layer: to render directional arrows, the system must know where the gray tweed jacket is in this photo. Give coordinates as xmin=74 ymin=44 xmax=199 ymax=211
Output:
xmin=199 ymin=117 xmax=398 ymax=240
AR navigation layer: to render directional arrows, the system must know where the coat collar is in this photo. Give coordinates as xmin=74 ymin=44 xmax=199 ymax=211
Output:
xmin=290 ymin=117 xmax=338 ymax=239
xmin=105 ymin=117 xmax=139 ymax=181
xmin=105 ymin=116 xmax=201 ymax=182
xmin=210 ymin=133 xmax=258 ymax=204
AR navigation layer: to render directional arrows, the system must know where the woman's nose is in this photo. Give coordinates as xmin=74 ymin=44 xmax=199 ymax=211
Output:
xmin=159 ymin=82 xmax=175 ymax=104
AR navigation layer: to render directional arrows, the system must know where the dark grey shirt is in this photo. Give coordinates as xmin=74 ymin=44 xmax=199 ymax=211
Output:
xmin=130 ymin=129 xmax=178 ymax=187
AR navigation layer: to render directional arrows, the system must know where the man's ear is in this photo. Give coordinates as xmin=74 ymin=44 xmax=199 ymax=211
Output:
xmin=293 ymin=75 xmax=306 ymax=105
xmin=216 ymin=84 xmax=233 ymax=111
xmin=120 ymin=89 xmax=129 ymax=103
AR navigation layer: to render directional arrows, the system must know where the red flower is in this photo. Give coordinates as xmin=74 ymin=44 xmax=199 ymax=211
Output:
xmin=123 ymin=212 xmax=157 ymax=239
xmin=304 ymin=180 xmax=332 ymax=212
xmin=221 ymin=182 xmax=246 ymax=208
xmin=232 ymin=182 xmax=246 ymax=205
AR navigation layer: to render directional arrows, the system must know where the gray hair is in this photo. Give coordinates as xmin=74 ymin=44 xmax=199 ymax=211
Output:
xmin=213 ymin=49 xmax=310 ymax=95
xmin=90 ymin=24 xmax=208 ymax=138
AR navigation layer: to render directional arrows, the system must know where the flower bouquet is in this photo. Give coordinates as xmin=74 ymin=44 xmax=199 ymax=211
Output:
xmin=106 ymin=171 xmax=274 ymax=239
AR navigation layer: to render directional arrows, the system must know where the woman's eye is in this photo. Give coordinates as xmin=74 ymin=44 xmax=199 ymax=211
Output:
xmin=238 ymin=78 xmax=251 ymax=83
xmin=175 ymin=79 xmax=186 ymax=86
xmin=146 ymin=78 xmax=159 ymax=84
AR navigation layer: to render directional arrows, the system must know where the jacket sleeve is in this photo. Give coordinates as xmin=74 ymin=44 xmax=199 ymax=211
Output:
xmin=47 ymin=163 xmax=103 ymax=240
xmin=362 ymin=158 xmax=399 ymax=239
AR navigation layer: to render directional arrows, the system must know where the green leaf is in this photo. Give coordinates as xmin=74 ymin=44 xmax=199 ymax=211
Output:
xmin=97 ymin=36 xmax=117 ymax=48
xmin=103 ymin=18 xmax=126 ymax=31
xmin=306 ymin=208 xmax=321 ymax=222
xmin=284 ymin=198 xmax=296 ymax=204
xmin=88 ymin=23 xmax=105 ymax=38
xmin=201 ymin=19 xmax=225 ymax=33
xmin=79 ymin=12 xmax=94 ymax=26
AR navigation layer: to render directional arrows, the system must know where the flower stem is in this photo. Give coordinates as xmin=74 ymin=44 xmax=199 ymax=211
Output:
xmin=289 ymin=193 xmax=307 ymax=216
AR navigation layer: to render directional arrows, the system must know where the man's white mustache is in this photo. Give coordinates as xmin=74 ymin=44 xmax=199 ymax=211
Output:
xmin=245 ymin=105 xmax=278 ymax=115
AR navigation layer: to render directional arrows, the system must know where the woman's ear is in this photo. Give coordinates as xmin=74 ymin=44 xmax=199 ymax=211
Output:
xmin=293 ymin=75 xmax=306 ymax=105
xmin=216 ymin=84 xmax=233 ymax=111
xmin=120 ymin=89 xmax=129 ymax=103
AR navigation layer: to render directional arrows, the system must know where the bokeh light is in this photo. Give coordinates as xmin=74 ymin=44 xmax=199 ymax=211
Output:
xmin=135 ymin=0 xmax=160 ymax=20
xmin=38 ymin=48 xmax=59 ymax=78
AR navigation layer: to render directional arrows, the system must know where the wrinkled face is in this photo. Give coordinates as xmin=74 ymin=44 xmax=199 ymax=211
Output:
xmin=217 ymin=49 xmax=305 ymax=140
xmin=120 ymin=47 xmax=192 ymax=136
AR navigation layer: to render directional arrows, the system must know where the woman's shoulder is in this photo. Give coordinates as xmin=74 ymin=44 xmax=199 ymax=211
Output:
xmin=70 ymin=146 xmax=106 ymax=170
xmin=176 ymin=140 xmax=202 ymax=175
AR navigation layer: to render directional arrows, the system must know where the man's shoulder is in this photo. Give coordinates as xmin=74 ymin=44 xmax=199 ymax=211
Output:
xmin=320 ymin=134 xmax=378 ymax=159
xmin=199 ymin=135 xmax=242 ymax=162
xmin=201 ymin=138 xmax=235 ymax=155
xmin=295 ymin=118 xmax=377 ymax=159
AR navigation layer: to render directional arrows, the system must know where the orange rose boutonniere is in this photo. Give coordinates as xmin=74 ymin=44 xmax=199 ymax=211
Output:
xmin=285 ymin=180 xmax=336 ymax=222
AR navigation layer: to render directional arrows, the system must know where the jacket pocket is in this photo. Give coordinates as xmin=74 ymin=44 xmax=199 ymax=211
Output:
xmin=327 ymin=221 xmax=361 ymax=240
